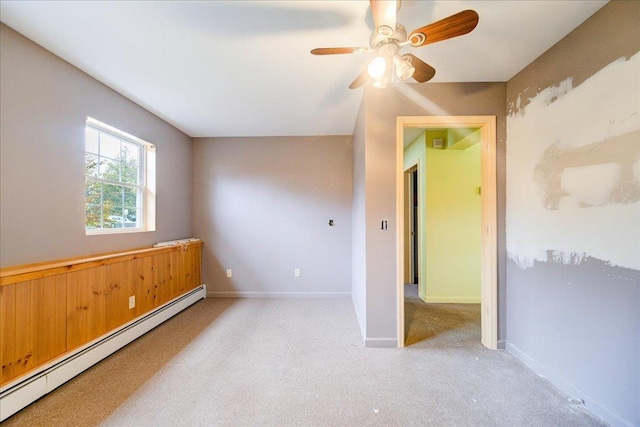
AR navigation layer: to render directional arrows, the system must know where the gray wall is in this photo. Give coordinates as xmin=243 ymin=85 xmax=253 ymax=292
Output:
xmin=192 ymin=136 xmax=352 ymax=297
xmin=0 ymin=24 xmax=193 ymax=267
xmin=505 ymin=2 xmax=640 ymax=426
xmin=355 ymin=83 xmax=507 ymax=346
xmin=352 ymin=102 xmax=368 ymax=332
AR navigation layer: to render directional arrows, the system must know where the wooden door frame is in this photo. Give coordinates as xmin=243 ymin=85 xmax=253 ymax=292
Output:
xmin=396 ymin=116 xmax=498 ymax=349
xmin=403 ymin=165 xmax=419 ymax=285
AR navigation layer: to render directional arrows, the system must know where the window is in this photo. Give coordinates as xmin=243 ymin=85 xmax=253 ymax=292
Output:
xmin=85 ymin=117 xmax=155 ymax=234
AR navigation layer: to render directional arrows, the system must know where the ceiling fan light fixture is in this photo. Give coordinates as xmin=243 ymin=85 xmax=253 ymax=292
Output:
xmin=393 ymin=54 xmax=415 ymax=81
xmin=372 ymin=76 xmax=387 ymax=89
xmin=311 ymin=3 xmax=479 ymax=90
xmin=368 ymin=56 xmax=387 ymax=79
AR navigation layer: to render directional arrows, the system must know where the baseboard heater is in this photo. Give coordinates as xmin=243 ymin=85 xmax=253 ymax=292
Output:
xmin=0 ymin=284 xmax=206 ymax=422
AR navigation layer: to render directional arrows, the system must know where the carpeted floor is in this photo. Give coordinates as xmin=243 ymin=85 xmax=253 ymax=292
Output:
xmin=4 ymin=296 xmax=603 ymax=426
xmin=404 ymin=283 xmax=481 ymax=348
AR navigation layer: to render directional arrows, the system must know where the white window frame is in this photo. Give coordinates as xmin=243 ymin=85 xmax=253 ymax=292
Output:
xmin=85 ymin=117 xmax=156 ymax=235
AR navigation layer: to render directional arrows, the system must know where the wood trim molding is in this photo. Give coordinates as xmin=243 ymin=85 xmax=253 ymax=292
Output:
xmin=396 ymin=116 xmax=498 ymax=349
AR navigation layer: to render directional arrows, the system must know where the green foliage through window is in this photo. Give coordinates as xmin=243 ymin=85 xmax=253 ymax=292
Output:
xmin=85 ymin=120 xmax=150 ymax=232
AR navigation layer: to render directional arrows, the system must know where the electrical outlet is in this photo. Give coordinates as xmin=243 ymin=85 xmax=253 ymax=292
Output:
xmin=226 ymin=269 xmax=232 ymax=278
xmin=128 ymin=295 xmax=135 ymax=309
xmin=294 ymin=269 xmax=300 ymax=277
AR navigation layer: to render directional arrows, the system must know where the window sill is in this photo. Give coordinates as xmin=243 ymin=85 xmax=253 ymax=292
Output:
xmin=86 ymin=227 xmax=154 ymax=236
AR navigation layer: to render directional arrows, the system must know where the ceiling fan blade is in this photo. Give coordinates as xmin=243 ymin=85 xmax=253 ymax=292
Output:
xmin=409 ymin=10 xmax=479 ymax=47
xmin=311 ymin=47 xmax=362 ymax=55
xmin=349 ymin=70 xmax=370 ymax=89
xmin=404 ymin=54 xmax=436 ymax=83
xmin=370 ymin=0 xmax=397 ymax=33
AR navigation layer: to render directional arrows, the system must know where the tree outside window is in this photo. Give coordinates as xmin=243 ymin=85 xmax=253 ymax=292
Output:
xmin=85 ymin=119 xmax=153 ymax=233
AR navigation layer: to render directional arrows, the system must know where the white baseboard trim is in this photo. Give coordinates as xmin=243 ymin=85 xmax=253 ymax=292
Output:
xmin=0 ymin=285 xmax=206 ymax=422
xmin=506 ymin=342 xmax=627 ymax=427
xmin=423 ymin=296 xmax=481 ymax=304
xmin=207 ymin=291 xmax=350 ymax=299
xmin=364 ymin=337 xmax=398 ymax=348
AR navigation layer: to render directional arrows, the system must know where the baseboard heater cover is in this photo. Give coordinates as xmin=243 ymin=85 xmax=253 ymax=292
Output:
xmin=0 ymin=284 xmax=206 ymax=422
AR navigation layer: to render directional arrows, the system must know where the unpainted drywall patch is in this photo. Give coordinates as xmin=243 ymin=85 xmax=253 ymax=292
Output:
xmin=507 ymin=52 xmax=640 ymax=271
xmin=535 ymin=130 xmax=640 ymax=209
xmin=560 ymin=162 xmax=620 ymax=207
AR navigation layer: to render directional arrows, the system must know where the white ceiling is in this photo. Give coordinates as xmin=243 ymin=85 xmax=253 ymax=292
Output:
xmin=0 ymin=1 xmax=607 ymax=138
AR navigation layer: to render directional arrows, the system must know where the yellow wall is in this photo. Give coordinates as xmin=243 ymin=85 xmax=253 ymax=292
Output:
xmin=403 ymin=132 xmax=426 ymax=298
xmin=404 ymin=129 xmax=481 ymax=303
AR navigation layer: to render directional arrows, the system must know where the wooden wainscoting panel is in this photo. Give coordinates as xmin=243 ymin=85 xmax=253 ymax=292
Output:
xmin=138 ymin=257 xmax=155 ymax=315
xmin=171 ymin=250 xmax=186 ymax=295
xmin=195 ymin=244 xmax=202 ymax=286
xmin=87 ymin=265 xmax=108 ymax=344
xmin=128 ymin=258 xmax=142 ymax=318
xmin=1 ymin=240 xmax=203 ymax=387
xmin=67 ymin=266 xmax=109 ymax=351
xmin=154 ymin=252 xmax=172 ymax=307
xmin=66 ymin=269 xmax=88 ymax=350
xmin=167 ymin=252 xmax=178 ymax=302
xmin=104 ymin=262 xmax=130 ymax=332
xmin=50 ymin=276 xmax=68 ymax=359
xmin=194 ymin=245 xmax=201 ymax=288
xmin=0 ymin=284 xmax=17 ymax=383
xmin=185 ymin=248 xmax=194 ymax=290
xmin=30 ymin=276 xmax=67 ymax=369
xmin=188 ymin=244 xmax=201 ymax=290
xmin=13 ymin=282 xmax=32 ymax=379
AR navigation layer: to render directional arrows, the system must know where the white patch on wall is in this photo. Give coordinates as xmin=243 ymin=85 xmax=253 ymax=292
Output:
xmin=507 ymin=52 xmax=640 ymax=271
xmin=560 ymin=163 xmax=621 ymax=207
xmin=541 ymin=77 xmax=574 ymax=107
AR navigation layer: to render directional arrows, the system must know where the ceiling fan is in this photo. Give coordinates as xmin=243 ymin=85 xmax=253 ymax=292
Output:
xmin=310 ymin=0 xmax=479 ymax=89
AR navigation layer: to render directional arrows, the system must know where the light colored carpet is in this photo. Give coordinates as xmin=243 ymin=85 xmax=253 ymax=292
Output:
xmin=4 ymin=297 xmax=603 ymax=426
xmin=404 ymin=284 xmax=481 ymax=348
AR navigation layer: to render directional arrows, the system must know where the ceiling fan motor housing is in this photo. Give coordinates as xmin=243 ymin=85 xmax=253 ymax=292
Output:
xmin=370 ymin=23 xmax=408 ymax=49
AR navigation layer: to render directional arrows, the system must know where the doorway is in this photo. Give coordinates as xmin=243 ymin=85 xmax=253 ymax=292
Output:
xmin=396 ymin=116 xmax=497 ymax=350
xmin=404 ymin=166 xmax=419 ymax=286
